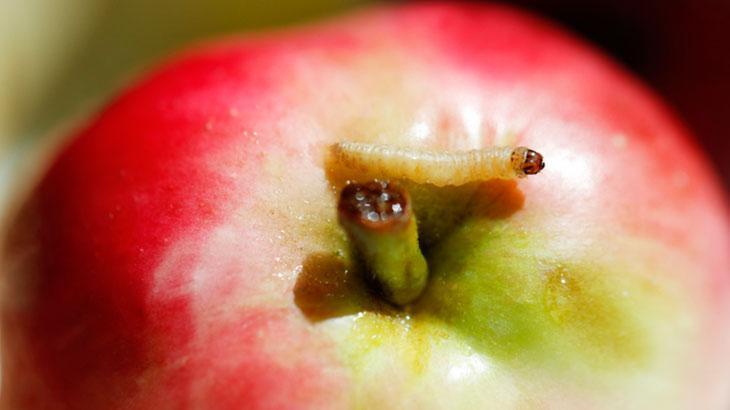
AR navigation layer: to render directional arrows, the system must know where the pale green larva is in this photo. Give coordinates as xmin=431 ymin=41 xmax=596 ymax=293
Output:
xmin=330 ymin=142 xmax=545 ymax=187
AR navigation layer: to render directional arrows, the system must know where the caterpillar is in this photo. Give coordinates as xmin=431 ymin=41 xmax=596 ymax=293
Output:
xmin=330 ymin=142 xmax=545 ymax=187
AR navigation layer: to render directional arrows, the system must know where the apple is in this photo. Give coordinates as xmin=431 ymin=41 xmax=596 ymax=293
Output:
xmin=2 ymin=2 xmax=729 ymax=409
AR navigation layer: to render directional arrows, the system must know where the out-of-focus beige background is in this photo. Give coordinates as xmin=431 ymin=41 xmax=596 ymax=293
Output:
xmin=0 ymin=0 xmax=371 ymax=218
xmin=0 ymin=0 xmax=372 ymax=147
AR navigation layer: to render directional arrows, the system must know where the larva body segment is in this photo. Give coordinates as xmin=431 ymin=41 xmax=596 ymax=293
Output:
xmin=330 ymin=142 xmax=544 ymax=187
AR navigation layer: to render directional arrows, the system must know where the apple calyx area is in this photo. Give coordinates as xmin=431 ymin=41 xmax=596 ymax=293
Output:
xmin=337 ymin=180 xmax=428 ymax=306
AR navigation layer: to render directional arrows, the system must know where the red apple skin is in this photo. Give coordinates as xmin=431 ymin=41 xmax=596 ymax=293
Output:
xmin=2 ymin=2 xmax=729 ymax=409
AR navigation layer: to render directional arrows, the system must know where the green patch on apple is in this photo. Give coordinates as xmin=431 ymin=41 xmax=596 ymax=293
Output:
xmin=420 ymin=216 xmax=648 ymax=371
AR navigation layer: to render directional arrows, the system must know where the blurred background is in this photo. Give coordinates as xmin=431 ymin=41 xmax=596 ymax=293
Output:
xmin=1 ymin=0 xmax=729 ymax=211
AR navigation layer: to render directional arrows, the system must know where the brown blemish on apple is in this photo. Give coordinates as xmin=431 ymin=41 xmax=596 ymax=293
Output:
xmin=294 ymin=253 xmax=387 ymax=322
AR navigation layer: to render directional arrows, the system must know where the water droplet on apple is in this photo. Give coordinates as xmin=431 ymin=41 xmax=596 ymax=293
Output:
xmin=543 ymin=268 xmax=577 ymax=323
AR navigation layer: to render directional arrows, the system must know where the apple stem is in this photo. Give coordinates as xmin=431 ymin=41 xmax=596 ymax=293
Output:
xmin=338 ymin=180 xmax=428 ymax=306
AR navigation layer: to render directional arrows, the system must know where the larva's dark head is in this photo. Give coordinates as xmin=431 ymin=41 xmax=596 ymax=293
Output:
xmin=512 ymin=147 xmax=546 ymax=176
xmin=338 ymin=180 xmax=410 ymax=231
xmin=522 ymin=149 xmax=545 ymax=175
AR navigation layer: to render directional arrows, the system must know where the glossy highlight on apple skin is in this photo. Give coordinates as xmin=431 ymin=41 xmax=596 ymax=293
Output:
xmin=1 ymin=2 xmax=730 ymax=409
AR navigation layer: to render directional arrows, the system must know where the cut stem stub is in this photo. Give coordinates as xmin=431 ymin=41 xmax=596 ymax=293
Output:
xmin=337 ymin=180 xmax=428 ymax=306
